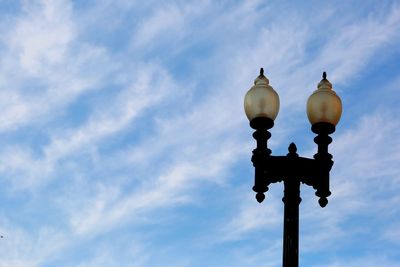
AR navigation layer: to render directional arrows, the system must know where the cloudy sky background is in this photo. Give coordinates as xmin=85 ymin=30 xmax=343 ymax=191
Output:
xmin=0 ymin=0 xmax=399 ymax=266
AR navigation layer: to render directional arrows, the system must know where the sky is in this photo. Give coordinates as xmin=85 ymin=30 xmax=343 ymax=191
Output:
xmin=0 ymin=0 xmax=399 ymax=266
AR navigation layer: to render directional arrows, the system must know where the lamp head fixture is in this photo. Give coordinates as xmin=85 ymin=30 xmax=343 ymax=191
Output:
xmin=307 ymin=72 xmax=342 ymax=130
xmin=244 ymin=68 xmax=280 ymax=129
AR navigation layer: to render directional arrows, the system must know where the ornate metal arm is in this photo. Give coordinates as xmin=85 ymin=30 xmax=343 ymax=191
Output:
xmin=251 ymin=119 xmax=335 ymax=207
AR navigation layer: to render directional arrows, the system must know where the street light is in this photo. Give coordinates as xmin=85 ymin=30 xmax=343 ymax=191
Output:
xmin=244 ymin=68 xmax=342 ymax=267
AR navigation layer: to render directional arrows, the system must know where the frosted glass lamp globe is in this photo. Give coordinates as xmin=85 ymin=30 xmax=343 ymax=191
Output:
xmin=244 ymin=69 xmax=280 ymax=122
xmin=307 ymin=72 xmax=342 ymax=127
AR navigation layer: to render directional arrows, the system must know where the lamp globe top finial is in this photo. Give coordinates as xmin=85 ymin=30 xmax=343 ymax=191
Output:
xmin=318 ymin=71 xmax=332 ymax=90
xmin=254 ymin=67 xmax=269 ymax=85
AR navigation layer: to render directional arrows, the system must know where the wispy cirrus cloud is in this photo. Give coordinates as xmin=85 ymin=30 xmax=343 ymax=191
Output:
xmin=0 ymin=1 xmax=399 ymax=267
xmin=0 ymin=0 xmax=114 ymax=132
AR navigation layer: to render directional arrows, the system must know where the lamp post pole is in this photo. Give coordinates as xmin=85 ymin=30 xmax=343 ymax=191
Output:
xmin=282 ymin=171 xmax=300 ymax=267
xmin=244 ymin=69 xmax=342 ymax=267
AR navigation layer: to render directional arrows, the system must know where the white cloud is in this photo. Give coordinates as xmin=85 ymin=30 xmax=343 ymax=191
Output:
xmin=10 ymin=0 xmax=75 ymax=74
xmin=0 ymin=1 xmax=399 ymax=266
xmin=75 ymin=243 xmax=148 ymax=267
xmin=0 ymin=63 xmax=177 ymax=190
xmin=315 ymin=4 xmax=400 ymax=84
xmin=68 ymin=138 xmax=244 ymax=236
xmin=132 ymin=4 xmax=185 ymax=48
xmin=0 ymin=223 xmax=68 ymax=267
xmin=219 ymin=193 xmax=282 ymax=241
xmin=382 ymin=222 xmax=400 ymax=244
xmin=312 ymin=255 xmax=399 ymax=267
xmin=0 ymin=0 xmax=114 ymax=132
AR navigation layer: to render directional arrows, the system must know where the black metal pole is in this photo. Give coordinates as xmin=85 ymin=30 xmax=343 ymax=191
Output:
xmin=282 ymin=178 xmax=301 ymax=267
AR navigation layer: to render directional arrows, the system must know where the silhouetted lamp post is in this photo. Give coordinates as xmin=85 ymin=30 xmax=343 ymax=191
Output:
xmin=244 ymin=69 xmax=342 ymax=267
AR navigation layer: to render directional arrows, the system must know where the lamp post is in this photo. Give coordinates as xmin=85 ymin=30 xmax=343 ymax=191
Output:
xmin=244 ymin=68 xmax=342 ymax=267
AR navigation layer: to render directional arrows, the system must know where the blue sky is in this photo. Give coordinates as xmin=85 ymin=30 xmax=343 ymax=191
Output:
xmin=0 ymin=0 xmax=399 ymax=266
